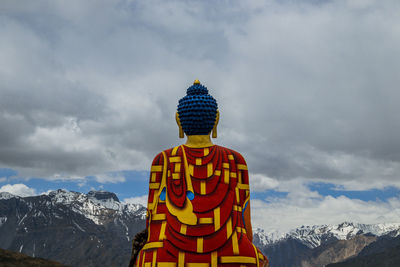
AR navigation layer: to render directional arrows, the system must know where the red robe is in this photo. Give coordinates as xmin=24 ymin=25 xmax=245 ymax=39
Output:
xmin=136 ymin=145 xmax=266 ymax=266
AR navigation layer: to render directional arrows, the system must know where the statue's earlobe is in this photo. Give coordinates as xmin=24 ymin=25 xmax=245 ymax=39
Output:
xmin=176 ymin=112 xmax=184 ymax=138
xmin=212 ymin=110 xmax=219 ymax=138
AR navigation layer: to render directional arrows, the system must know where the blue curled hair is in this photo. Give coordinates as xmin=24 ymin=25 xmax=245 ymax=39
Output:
xmin=177 ymin=82 xmax=218 ymax=136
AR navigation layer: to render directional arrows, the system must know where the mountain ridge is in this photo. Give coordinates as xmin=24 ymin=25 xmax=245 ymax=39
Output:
xmin=1 ymin=189 xmax=400 ymax=267
xmin=254 ymin=221 xmax=400 ymax=248
xmin=253 ymin=222 xmax=400 ymax=267
xmin=0 ymin=189 xmax=146 ymax=267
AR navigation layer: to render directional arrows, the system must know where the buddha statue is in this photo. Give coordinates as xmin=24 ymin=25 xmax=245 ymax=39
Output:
xmin=132 ymin=80 xmax=268 ymax=267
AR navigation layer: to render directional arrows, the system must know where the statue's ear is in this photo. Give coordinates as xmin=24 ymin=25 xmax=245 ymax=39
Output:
xmin=176 ymin=112 xmax=184 ymax=138
xmin=212 ymin=110 xmax=219 ymax=138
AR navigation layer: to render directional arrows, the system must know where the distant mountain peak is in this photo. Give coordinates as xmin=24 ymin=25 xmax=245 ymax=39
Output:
xmin=0 ymin=192 xmax=18 ymax=200
xmin=87 ymin=190 xmax=119 ymax=202
xmin=254 ymin=222 xmax=400 ymax=249
xmin=29 ymin=189 xmax=146 ymax=224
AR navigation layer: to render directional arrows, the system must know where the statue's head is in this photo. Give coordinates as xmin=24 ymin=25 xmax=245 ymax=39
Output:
xmin=176 ymin=80 xmax=219 ymax=138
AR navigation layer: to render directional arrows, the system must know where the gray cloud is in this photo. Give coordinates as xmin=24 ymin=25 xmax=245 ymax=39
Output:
xmin=1 ymin=0 xmax=400 ymax=188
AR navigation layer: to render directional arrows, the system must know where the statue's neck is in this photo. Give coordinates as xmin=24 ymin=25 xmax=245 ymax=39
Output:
xmin=185 ymin=135 xmax=214 ymax=148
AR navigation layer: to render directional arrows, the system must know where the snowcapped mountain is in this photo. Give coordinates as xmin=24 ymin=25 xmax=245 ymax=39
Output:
xmin=46 ymin=189 xmax=145 ymax=225
xmin=0 ymin=192 xmax=16 ymax=200
xmin=254 ymin=221 xmax=400 ymax=249
xmin=253 ymin=222 xmax=400 ymax=267
xmin=0 ymin=189 xmax=146 ymax=267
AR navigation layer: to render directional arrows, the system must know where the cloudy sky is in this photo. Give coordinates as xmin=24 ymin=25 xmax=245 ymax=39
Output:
xmin=1 ymin=0 xmax=400 ymax=234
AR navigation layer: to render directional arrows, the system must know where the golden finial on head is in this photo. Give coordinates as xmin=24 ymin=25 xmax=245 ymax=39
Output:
xmin=193 ymin=79 xmax=200 ymax=85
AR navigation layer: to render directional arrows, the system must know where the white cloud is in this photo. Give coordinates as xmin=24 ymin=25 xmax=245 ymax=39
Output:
xmin=250 ymin=173 xmax=279 ymax=192
xmin=250 ymin=179 xmax=400 ymax=234
xmin=0 ymin=184 xmax=37 ymax=197
xmin=93 ymin=173 xmax=126 ymax=184
xmin=39 ymin=189 xmax=55 ymax=195
xmin=124 ymin=195 xmax=148 ymax=206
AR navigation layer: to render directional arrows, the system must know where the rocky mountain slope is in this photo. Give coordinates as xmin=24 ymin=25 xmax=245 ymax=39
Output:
xmin=0 ymin=190 xmax=146 ymax=267
xmin=327 ymin=234 xmax=400 ymax=267
xmin=253 ymin=222 xmax=400 ymax=267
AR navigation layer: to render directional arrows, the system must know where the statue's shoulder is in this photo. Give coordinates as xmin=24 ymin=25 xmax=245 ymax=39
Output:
xmin=214 ymin=145 xmax=247 ymax=165
xmin=150 ymin=147 xmax=172 ymax=165
xmin=151 ymin=147 xmax=176 ymax=163
xmin=161 ymin=147 xmax=175 ymax=154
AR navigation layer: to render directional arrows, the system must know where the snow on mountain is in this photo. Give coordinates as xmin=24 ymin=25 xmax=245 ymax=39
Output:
xmin=0 ymin=216 xmax=7 ymax=227
xmin=87 ymin=191 xmax=120 ymax=210
xmin=0 ymin=192 xmax=18 ymax=200
xmin=1 ymin=189 xmax=146 ymax=225
xmin=254 ymin=221 xmax=400 ymax=248
xmin=253 ymin=228 xmax=285 ymax=246
xmin=39 ymin=189 xmax=146 ymax=224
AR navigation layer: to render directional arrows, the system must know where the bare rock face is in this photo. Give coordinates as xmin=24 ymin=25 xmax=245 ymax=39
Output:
xmin=327 ymin=235 xmax=400 ymax=267
xmin=300 ymin=235 xmax=377 ymax=267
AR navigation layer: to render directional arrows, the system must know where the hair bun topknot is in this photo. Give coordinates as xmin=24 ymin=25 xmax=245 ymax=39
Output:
xmin=177 ymin=80 xmax=218 ymax=136
xmin=186 ymin=83 xmax=209 ymax=96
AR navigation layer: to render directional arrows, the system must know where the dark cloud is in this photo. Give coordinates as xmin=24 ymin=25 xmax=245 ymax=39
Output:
xmin=1 ymin=0 xmax=399 ymax=188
